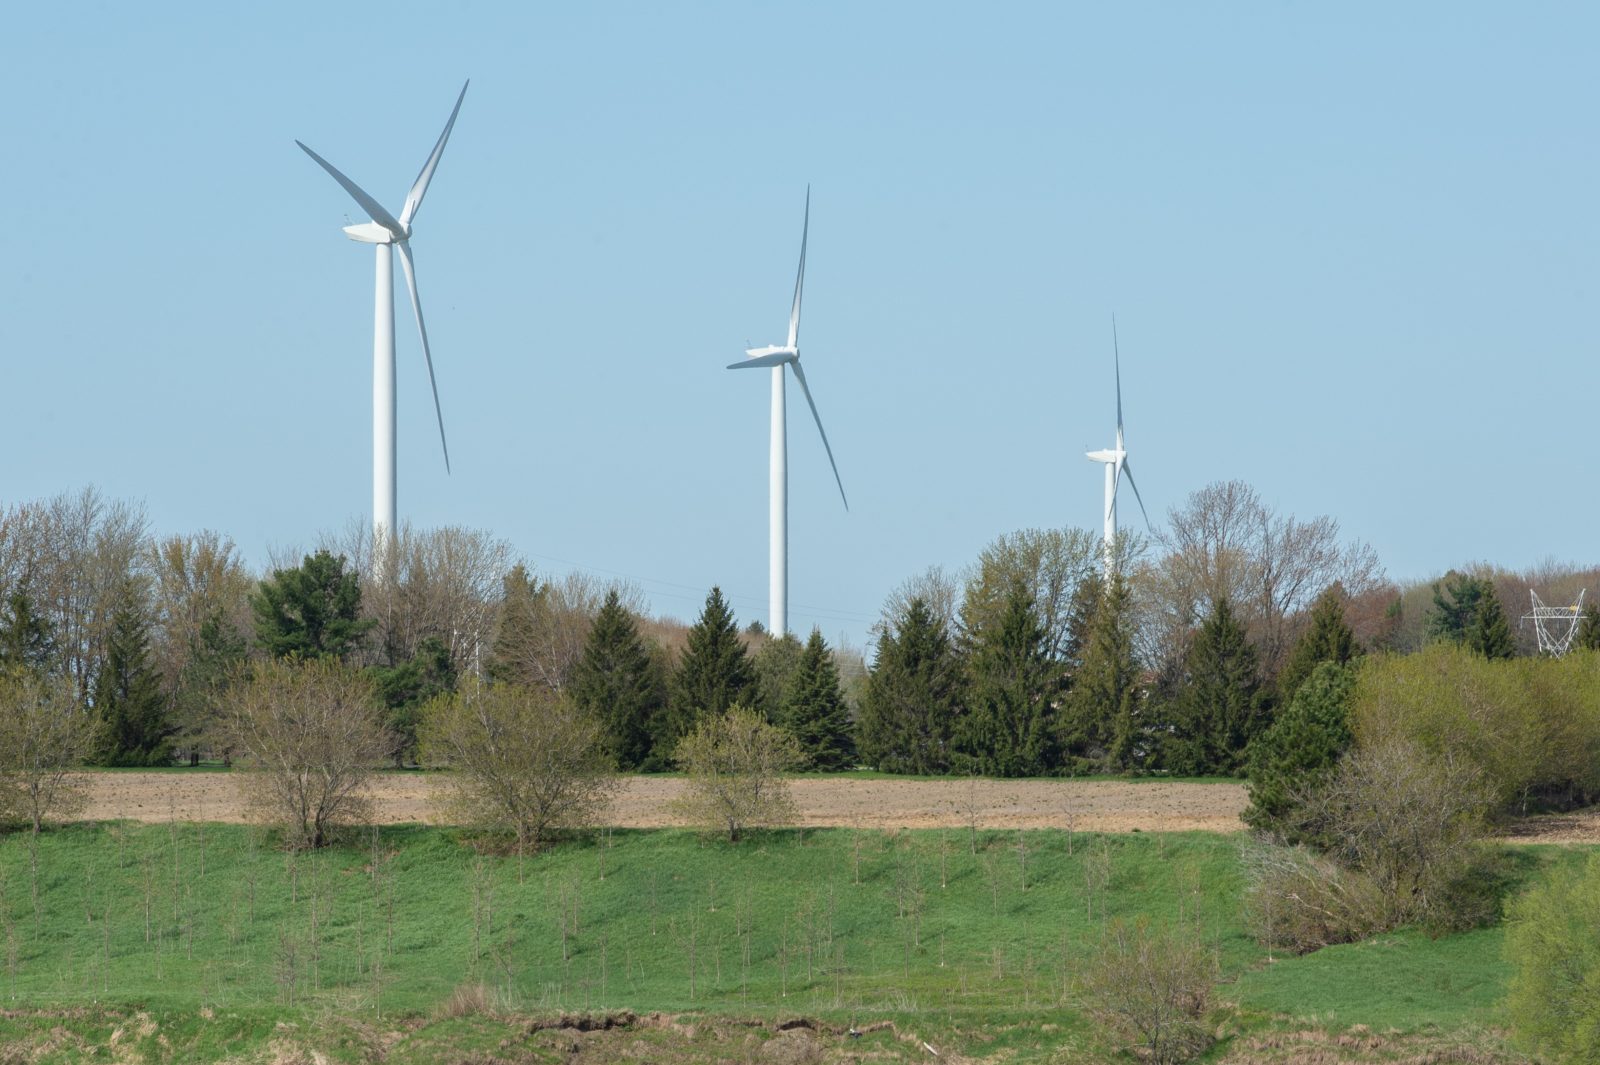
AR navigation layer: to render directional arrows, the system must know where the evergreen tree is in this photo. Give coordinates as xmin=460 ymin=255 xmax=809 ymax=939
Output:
xmin=1244 ymin=660 xmax=1356 ymax=838
xmin=1278 ymin=584 xmax=1359 ymax=702
xmin=662 ymin=587 xmax=755 ymax=751
xmin=752 ymin=632 xmax=805 ymax=722
xmin=959 ymin=583 xmax=1058 ymax=777
xmin=0 ymin=588 xmax=56 ymax=675
xmin=486 ymin=563 xmax=544 ymax=686
xmin=1578 ymin=605 xmax=1600 ymax=651
xmin=858 ymin=598 xmax=964 ymax=775
xmin=783 ymin=629 xmax=855 ymax=771
xmin=1427 ymin=571 xmax=1489 ymax=645
xmin=173 ymin=609 xmax=248 ymax=765
xmin=1466 ymin=587 xmax=1515 ymax=659
xmin=251 ymin=550 xmax=373 ymax=660
xmin=1059 ymin=570 xmax=1140 ymax=772
xmin=371 ymin=635 xmax=457 ymax=766
xmin=1061 ymin=569 xmax=1105 ymax=680
xmin=570 ymin=589 xmax=667 ymax=770
xmin=92 ymin=583 xmax=171 ymax=766
xmin=1163 ymin=598 xmax=1269 ymax=777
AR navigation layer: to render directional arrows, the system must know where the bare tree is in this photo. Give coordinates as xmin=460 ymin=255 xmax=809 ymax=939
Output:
xmin=959 ymin=528 xmax=1109 ymax=659
xmin=1151 ymin=481 xmax=1384 ymax=677
xmin=220 ymin=658 xmax=393 ymax=848
xmin=672 ymin=706 xmax=802 ymax=842
xmin=875 ymin=565 xmax=962 ymax=638
xmin=419 ymin=684 xmax=619 ymax=853
xmin=0 ymin=669 xmax=94 ymax=833
xmin=488 ymin=567 xmax=639 ymax=692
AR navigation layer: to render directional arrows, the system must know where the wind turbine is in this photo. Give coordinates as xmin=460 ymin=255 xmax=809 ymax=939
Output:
xmin=1085 ymin=317 xmax=1150 ymax=573
xmin=296 ymin=80 xmax=468 ymax=556
xmin=726 ymin=188 xmax=848 ymax=637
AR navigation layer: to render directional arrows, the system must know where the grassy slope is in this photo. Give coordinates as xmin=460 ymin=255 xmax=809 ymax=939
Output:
xmin=0 ymin=823 xmax=1572 ymax=1062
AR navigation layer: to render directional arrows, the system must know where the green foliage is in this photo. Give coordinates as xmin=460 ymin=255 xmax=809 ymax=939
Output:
xmin=1278 ymin=584 xmax=1358 ymax=703
xmin=672 ymin=704 xmax=802 ymax=841
xmin=858 ymin=598 xmax=965 ymax=774
xmin=959 ymin=584 xmax=1058 ymax=777
xmin=569 ymin=589 xmax=666 ymax=771
xmin=782 ymin=629 xmax=855 ymax=771
xmin=0 ymin=588 xmax=56 ymax=675
xmin=1505 ymin=851 xmax=1600 ymax=1063
xmin=1078 ymin=916 xmax=1218 ymax=1064
xmin=484 ymin=563 xmax=543 ymax=687
xmin=1244 ymin=661 xmax=1355 ymax=838
xmin=1466 ymin=585 xmax=1515 ymax=659
xmin=1578 ymin=604 xmax=1600 ymax=651
xmin=751 ymin=631 xmax=803 ymax=721
xmin=1427 ymin=570 xmax=1489 ymax=645
xmin=1351 ymin=645 xmax=1600 ymax=813
xmin=172 ymin=610 xmax=248 ymax=765
xmin=1162 ymin=599 xmax=1269 ymax=777
xmin=371 ymin=635 xmax=457 ymax=767
xmin=250 ymin=550 xmax=374 ymax=660
xmin=661 ymin=587 xmax=755 ymax=754
xmin=1059 ymin=571 xmax=1140 ymax=772
xmin=91 ymin=582 xmax=171 ymax=767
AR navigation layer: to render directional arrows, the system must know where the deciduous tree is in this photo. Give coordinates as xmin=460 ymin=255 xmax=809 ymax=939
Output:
xmin=672 ymin=705 xmax=801 ymax=841
xmin=0 ymin=669 xmax=94 ymax=834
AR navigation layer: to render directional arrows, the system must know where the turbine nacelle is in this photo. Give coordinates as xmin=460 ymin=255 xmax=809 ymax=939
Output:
xmin=733 ymin=345 xmax=799 ymax=369
xmin=342 ymin=221 xmax=407 ymax=245
xmin=1085 ymin=448 xmax=1124 ymax=465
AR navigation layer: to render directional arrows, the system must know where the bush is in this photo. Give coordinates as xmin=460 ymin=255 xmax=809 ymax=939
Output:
xmin=1505 ymin=852 xmax=1600 ymax=1063
xmin=1352 ymin=645 xmax=1600 ymax=815
xmin=1241 ymin=842 xmax=1386 ymax=954
xmin=0 ymin=669 xmax=93 ymax=833
xmin=221 ymin=657 xmax=393 ymax=848
xmin=1078 ymin=916 xmax=1218 ymax=1065
xmin=673 ymin=705 xmax=802 ymax=842
xmin=1296 ymin=738 xmax=1496 ymax=932
xmin=420 ymin=684 xmax=618 ymax=853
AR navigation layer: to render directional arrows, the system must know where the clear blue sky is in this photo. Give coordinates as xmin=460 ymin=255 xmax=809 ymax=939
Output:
xmin=1 ymin=3 xmax=1594 ymax=651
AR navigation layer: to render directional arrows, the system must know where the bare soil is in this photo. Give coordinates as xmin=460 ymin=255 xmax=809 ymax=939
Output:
xmin=78 ymin=772 xmax=1250 ymax=833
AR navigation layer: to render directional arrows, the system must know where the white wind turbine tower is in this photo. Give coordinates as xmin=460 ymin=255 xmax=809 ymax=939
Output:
xmin=1085 ymin=318 xmax=1151 ymax=573
xmin=727 ymin=188 xmax=848 ymax=637
xmin=296 ymin=80 xmax=468 ymax=556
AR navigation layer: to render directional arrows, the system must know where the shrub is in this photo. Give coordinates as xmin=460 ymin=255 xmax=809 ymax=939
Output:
xmin=221 ymin=657 xmax=393 ymax=848
xmin=1505 ymin=852 xmax=1600 ymax=1063
xmin=1297 ymin=738 xmax=1496 ymax=931
xmin=1078 ymin=916 xmax=1218 ymax=1065
xmin=420 ymin=684 xmax=618 ymax=853
xmin=1241 ymin=842 xmax=1387 ymax=954
xmin=673 ymin=705 xmax=801 ymax=842
xmin=0 ymin=669 xmax=93 ymax=833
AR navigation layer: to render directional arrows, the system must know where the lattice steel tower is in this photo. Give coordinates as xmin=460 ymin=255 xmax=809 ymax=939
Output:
xmin=1523 ymin=589 xmax=1586 ymax=656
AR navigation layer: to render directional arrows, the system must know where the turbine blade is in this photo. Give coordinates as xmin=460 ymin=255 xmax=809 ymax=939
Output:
xmin=395 ymin=241 xmax=451 ymax=474
xmin=296 ymin=140 xmax=404 ymax=235
xmin=1121 ymin=460 xmax=1152 ymax=529
xmin=789 ymin=360 xmax=848 ymax=511
xmin=787 ymin=186 xmax=809 ymax=349
xmin=401 ymin=80 xmax=469 ymax=227
xmin=728 ymin=352 xmax=794 ymax=369
xmin=1113 ymin=314 xmax=1124 ymax=436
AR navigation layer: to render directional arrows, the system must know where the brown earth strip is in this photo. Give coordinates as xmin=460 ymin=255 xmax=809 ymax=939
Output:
xmin=78 ymin=772 xmax=1250 ymax=832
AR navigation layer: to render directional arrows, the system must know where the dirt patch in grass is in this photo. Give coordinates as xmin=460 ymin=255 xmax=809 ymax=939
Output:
xmin=79 ymin=773 xmax=1249 ymax=833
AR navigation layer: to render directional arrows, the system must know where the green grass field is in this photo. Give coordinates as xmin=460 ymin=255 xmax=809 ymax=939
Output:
xmin=0 ymin=822 xmax=1569 ymax=1062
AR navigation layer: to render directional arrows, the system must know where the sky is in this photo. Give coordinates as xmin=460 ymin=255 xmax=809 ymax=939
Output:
xmin=1 ymin=3 xmax=1595 ymax=653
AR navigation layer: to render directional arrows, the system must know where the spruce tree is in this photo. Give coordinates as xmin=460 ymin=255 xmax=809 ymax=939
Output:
xmin=752 ymin=632 xmax=804 ymax=722
xmin=858 ymin=598 xmax=964 ymax=775
xmin=1427 ymin=571 xmax=1489 ymax=645
xmin=93 ymin=583 xmax=171 ymax=766
xmin=1278 ymin=584 xmax=1359 ymax=702
xmin=371 ymin=635 xmax=457 ymax=766
xmin=1244 ymin=660 xmax=1356 ymax=838
xmin=1163 ymin=598 xmax=1268 ymax=777
xmin=783 ymin=629 xmax=855 ymax=771
xmin=173 ymin=609 xmax=247 ymax=765
xmin=662 ymin=587 xmax=755 ymax=751
xmin=959 ymin=583 xmax=1058 ymax=777
xmin=486 ymin=564 xmax=544 ymax=686
xmin=251 ymin=550 xmax=373 ymax=660
xmin=0 ymin=588 xmax=55 ymax=674
xmin=570 ymin=589 xmax=666 ymax=770
xmin=1060 ymin=570 xmax=1140 ymax=772
xmin=1466 ymin=587 xmax=1515 ymax=659
xmin=1578 ymin=605 xmax=1600 ymax=651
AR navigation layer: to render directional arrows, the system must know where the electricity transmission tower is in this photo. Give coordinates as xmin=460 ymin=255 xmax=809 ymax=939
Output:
xmin=1523 ymin=589 xmax=1586 ymax=657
